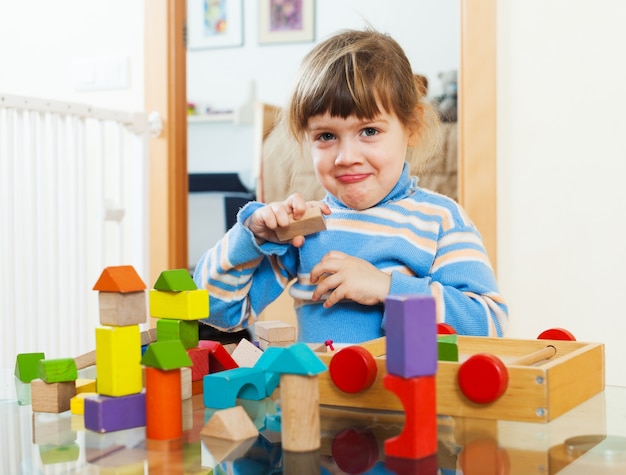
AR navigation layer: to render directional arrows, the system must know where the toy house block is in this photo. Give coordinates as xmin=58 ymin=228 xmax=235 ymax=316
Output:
xmin=385 ymin=294 xmax=437 ymax=378
xmin=200 ymin=405 xmax=259 ymax=441
xmin=198 ymin=340 xmax=238 ymax=373
xmin=70 ymin=392 xmax=98 ymax=415
xmin=231 ymin=337 xmax=264 ymax=368
xmin=154 ymin=269 xmax=197 ymax=291
xmin=141 ymin=340 xmax=193 ymax=371
xmin=31 ymin=379 xmax=77 ymax=413
xmin=15 ymin=352 xmax=45 ymax=382
xmin=261 ymin=342 xmax=327 ymax=376
xmin=186 ymin=346 xmax=209 ymax=381
xmin=93 ymin=265 xmax=147 ymax=293
xmin=98 ymin=291 xmax=147 ymax=326
xmin=84 ymin=392 xmax=147 ymax=433
xmin=95 ymin=325 xmax=142 ymax=397
xmin=149 ymin=289 xmax=209 ymax=320
xmin=438 ymin=334 xmax=459 ymax=362
xmin=254 ymin=320 xmax=296 ymax=344
xmin=156 ymin=318 xmax=199 ymax=349
xmin=181 ymin=367 xmax=192 ymax=400
xmin=275 ymin=206 xmax=327 ymax=241
xmin=203 ymin=367 xmax=267 ymax=409
xmin=383 ymin=374 xmax=437 ymax=460
xmin=145 ymin=366 xmax=183 ymax=440
xmin=37 ymin=357 xmax=78 ymax=383
xmin=76 ymin=378 xmax=97 ymax=394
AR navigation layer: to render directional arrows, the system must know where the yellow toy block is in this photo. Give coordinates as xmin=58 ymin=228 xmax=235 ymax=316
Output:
xmin=76 ymin=378 xmax=97 ymax=394
xmin=70 ymin=392 xmax=98 ymax=415
xmin=149 ymin=289 xmax=209 ymax=320
xmin=96 ymin=325 xmax=142 ymax=397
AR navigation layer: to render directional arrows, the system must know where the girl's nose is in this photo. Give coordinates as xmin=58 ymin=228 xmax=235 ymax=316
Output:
xmin=335 ymin=140 xmax=363 ymax=166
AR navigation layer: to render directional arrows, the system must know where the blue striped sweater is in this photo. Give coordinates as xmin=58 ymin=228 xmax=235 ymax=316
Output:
xmin=193 ymin=164 xmax=508 ymax=343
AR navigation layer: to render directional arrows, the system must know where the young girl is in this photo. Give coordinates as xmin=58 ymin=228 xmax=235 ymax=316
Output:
xmin=193 ymin=29 xmax=508 ymax=343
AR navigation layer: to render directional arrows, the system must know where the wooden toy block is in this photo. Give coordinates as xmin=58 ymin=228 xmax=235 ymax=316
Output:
xmin=316 ymin=336 xmax=605 ymax=422
xmin=200 ymin=405 xmax=258 ymax=440
xmin=384 ymin=374 xmax=437 ymax=460
xmin=141 ymin=327 xmax=158 ymax=345
xmin=275 ymin=206 xmax=326 ymax=241
xmin=37 ymin=357 xmax=78 ymax=383
xmin=254 ymin=320 xmax=296 ymax=343
xmin=154 ymin=268 xmax=197 ymax=291
xmin=253 ymin=346 xmax=282 ymax=396
xmin=203 ymin=367 xmax=267 ymax=408
xmin=31 ymin=379 xmax=76 ymax=413
xmin=280 ymin=373 xmax=321 ymax=452
xmin=14 ymin=352 xmax=45 ymax=382
xmin=84 ymin=392 xmax=147 ymax=433
xmin=74 ymin=350 xmax=96 ymax=370
xmin=141 ymin=340 xmax=193 ymax=370
xmin=93 ymin=265 xmax=147 ymax=293
xmin=231 ymin=337 xmax=264 ymax=368
xmin=70 ymin=392 xmax=98 ymax=415
xmin=145 ymin=366 xmax=182 ymax=440
xmin=76 ymin=378 xmax=97 ymax=393
xmin=186 ymin=346 xmax=209 ymax=381
xmin=98 ymin=290 xmax=147 ymax=326
xmin=95 ymin=325 xmax=142 ymax=397
xmin=149 ymin=289 xmax=209 ymax=320
xmin=438 ymin=334 xmax=459 ymax=362
xmin=261 ymin=342 xmax=327 ymax=375
xmin=156 ymin=318 xmax=199 ymax=349
xmin=258 ymin=337 xmax=292 ymax=350
xmin=385 ymin=294 xmax=437 ymax=378
xmin=198 ymin=340 xmax=238 ymax=372
xmin=181 ymin=366 xmax=192 ymax=400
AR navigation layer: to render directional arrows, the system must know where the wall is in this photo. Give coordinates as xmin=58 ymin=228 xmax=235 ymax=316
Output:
xmin=497 ymin=0 xmax=626 ymax=386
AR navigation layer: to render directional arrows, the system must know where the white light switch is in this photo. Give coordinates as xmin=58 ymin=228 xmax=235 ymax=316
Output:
xmin=72 ymin=55 xmax=129 ymax=91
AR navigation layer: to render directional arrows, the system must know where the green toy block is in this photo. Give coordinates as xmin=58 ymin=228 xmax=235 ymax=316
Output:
xmin=141 ymin=340 xmax=193 ymax=370
xmin=156 ymin=318 xmax=199 ymax=349
xmin=37 ymin=358 xmax=78 ymax=383
xmin=437 ymin=334 xmax=459 ymax=362
xmin=153 ymin=269 xmax=197 ymax=291
xmin=15 ymin=352 xmax=46 ymax=382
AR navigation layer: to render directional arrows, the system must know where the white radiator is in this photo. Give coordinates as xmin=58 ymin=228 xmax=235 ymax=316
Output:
xmin=0 ymin=94 xmax=153 ymax=371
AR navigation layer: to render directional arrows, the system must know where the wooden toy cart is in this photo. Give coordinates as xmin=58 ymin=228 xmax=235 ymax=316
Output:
xmin=316 ymin=335 xmax=605 ymax=423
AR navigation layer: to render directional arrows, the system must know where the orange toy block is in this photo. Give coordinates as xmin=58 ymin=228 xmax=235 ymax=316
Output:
xmin=383 ymin=374 xmax=437 ymax=460
xmin=275 ymin=207 xmax=326 ymax=241
xmin=31 ymin=379 xmax=77 ymax=413
xmin=93 ymin=265 xmax=147 ymax=293
xmin=145 ymin=366 xmax=183 ymax=440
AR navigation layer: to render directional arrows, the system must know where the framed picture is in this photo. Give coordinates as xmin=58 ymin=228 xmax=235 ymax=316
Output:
xmin=187 ymin=0 xmax=243 ymax=50
xmin=259 ymin=0 xmax=315 ymax=45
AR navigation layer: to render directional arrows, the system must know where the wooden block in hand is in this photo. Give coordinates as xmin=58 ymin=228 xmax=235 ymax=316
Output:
xmin=275 ymin=207 xmax=326 ymax=241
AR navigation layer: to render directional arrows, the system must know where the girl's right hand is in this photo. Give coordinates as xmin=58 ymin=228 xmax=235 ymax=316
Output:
xmin=245 ymin=193 xmax=330 ymax=247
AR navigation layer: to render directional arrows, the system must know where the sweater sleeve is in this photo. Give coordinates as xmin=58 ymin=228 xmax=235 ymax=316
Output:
xmin=388 ymin=224 xmax=508 ymax=337
xmin=192 ymin=201 xmax=298 ymax=332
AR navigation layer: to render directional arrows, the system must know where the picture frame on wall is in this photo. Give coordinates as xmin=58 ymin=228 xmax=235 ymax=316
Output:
xmin=259 ymin=0 xmax=315 ymax=45
xmin=187 ymin=0 xmax=243 ymax=50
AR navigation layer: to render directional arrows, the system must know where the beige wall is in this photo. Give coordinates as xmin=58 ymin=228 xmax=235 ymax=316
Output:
xmin=496 ymin=0 xmax=626 ymax=386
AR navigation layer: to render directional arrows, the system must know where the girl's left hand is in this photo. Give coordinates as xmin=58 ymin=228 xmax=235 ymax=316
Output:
xmin=310 ymin=251 xmax=391 ymax=308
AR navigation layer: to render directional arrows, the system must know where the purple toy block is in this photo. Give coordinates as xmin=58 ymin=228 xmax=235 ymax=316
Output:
xmin=84 ymin=392 xmax=146 ymax=433
xmin=385 ymin=295 xmax=437 ymax=377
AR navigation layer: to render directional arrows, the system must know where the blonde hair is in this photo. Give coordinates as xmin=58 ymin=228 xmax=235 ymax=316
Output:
xmin=264 ymin=29 xmax=442 ymax=200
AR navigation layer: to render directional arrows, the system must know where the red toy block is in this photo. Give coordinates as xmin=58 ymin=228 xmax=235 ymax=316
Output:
xmin=384 ymin=374 xmax=437 ymax=460
xmin=145 ymin=367 xmax=182 ymax=440
xmin=186 ymin=347 xmax=209 ymax=381
xmin=198 ymin=340 xmax=238 ymax=372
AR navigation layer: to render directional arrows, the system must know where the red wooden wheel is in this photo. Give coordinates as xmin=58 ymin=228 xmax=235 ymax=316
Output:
xmin=537 ymin=327 xmax=576 ymax=341
xmin=329 ymin=346 xmax=377 ymax=394
xmin=437 ymin=323 xmax=457 ymax=334
xmin=458 ymin=353 xmax=509 ymax=404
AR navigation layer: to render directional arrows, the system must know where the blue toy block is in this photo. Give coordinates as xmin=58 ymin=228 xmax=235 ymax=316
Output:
xmin=203 ymin=367 xmax=267 ymax=409
xmin=385 ymin=294 xmax=437 ymax=377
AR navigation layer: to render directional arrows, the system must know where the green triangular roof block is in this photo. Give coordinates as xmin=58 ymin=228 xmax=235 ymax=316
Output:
xmin=15 ymin=352 xmax=46 ymax=382
xmin=153 ymin=269 xmax=197 ymax=291
xmin=141 ymin=340 xmax=192 ymax=370
xmin=262 ymin=343 xmax=327 ymax=376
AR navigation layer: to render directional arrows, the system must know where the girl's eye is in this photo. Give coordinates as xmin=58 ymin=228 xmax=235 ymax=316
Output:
xmin=362 ymin=127 xmax=378 ymax=137
xmin=318 ymin=132 xmax=335 ymax=141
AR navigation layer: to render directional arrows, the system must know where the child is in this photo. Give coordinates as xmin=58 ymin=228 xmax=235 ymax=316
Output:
xmin=194 ymin=28 xmax=508 ymax=343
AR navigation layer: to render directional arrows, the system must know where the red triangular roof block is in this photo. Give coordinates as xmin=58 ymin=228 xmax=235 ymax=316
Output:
xmin=93 ymin=265 xmax=147 ymax=293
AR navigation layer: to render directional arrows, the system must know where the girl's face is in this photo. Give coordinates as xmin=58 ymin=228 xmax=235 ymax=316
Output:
xmin=305 ymin=107 xmax=414 ymax=210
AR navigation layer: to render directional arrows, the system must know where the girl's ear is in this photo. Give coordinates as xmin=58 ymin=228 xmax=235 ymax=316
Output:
xmin=406 ymin=104 xmax=424 ymax=147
